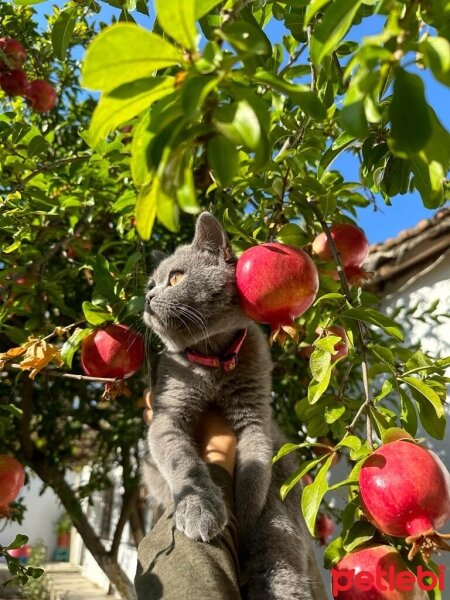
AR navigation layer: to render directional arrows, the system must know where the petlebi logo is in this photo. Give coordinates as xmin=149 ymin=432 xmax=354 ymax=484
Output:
xmin=331 ymin=564 xmax=446 ymax=597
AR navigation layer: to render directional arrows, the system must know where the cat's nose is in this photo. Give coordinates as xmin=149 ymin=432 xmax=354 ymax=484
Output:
xmin=145 ymin=291 xmax=155 ymax=305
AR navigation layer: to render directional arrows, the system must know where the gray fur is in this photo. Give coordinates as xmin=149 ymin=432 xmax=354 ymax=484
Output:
xmin=142 ymin=212 xmax=317 ymax=599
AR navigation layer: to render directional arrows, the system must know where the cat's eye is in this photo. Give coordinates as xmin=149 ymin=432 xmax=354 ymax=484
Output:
xmin=169 ymin=271 xmax=185 ymax=287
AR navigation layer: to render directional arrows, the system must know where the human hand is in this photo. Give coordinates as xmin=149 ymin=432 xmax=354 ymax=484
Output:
xmin=143 ymin=388 xmax=236 ymax=476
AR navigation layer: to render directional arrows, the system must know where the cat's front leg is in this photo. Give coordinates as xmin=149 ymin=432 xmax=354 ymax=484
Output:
xmin=235 ymin=424 xmax=272 ymax=535
xmin=149 ymin=412 xmax=228 ymax=542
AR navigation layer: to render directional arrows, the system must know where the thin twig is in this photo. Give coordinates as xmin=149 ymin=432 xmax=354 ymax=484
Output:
xmin=279 ymin=44 xmax=308 ymax=77
xmin=13 ymin=154 xmax=91 ymax=191
xmin=42 ymin=320 xmax=85 ymax=342
xmin=307 ymin=27 xmax=318 ymax=92
xmin=309 ymin=201 xmax=374 ymax=447
xmin=337 ymin=362 xmax=353 ymax=402
xmin=7 ymin=363 xmax=120 ymax=383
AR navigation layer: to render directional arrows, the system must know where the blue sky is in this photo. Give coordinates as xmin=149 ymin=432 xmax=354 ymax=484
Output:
xmin=30 ymin=1 xmax=449 ymax=244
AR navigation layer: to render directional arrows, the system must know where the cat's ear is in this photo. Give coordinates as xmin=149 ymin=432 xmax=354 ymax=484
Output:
xmin=150 ymin=250 xmax=167 ymax=268
xmin=192 ymin=212 xmax=232 ymax=259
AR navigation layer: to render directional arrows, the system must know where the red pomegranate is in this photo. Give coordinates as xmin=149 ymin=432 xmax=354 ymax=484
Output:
xmin=0 ymin=69 xmax=28 ymax=96
xmin=312 ymin=224 xmax=369 ymax=269
xmin=236 ymin=243 xmax=319 ymax=337
xmin=359 ymin=439 xmax=450 ymax=560
xmin=302 ymin=473 xmax=313 ymax=486
xmin=0 ymin=38 xmax=26 ymax=70
xmin=332 ymin=545 xmax=428 ymax=599
xmin=25 ymin=79 xmax=57 ymax=113
xmin=81 ymin=324 xmax=145 ymax=379
xmin=316 ymin=513 xmax=334 ymax=545
xmin=0 ymin=455 xmax=25 ymax=516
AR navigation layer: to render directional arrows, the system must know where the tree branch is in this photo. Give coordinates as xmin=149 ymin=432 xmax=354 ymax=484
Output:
xmin=110 ymin=447 xmax=139 ymax=558
xmin=8 ymin=364 xmax=121 ymax=383
xmin=308 ymin=201 xmax=374 ymax=446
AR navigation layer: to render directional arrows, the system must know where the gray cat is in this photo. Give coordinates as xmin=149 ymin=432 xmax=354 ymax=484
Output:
xmin=142 ymin=212 xmax=324 ymax=599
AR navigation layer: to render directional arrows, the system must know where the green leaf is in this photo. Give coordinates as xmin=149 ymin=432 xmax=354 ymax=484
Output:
xmin=223 ymin=21 xmax=271 ymax=56
xmin=135 ymin=180 xmax=159 ymax=240
xmin=213 ymin=101 xmax=261 ymax=150
xmin=304 ymin=0 xmax=331 ymax=28
xmin=308 ymin=363 xmax=332 ymax=404
xmin=314 ymin=335 xmax=341 ymax=354
xmin=155 ymin=0 xmax=197 ymax=50
xmin=342 ymin=307 xmax=404 ymax=341
xmin=337 ymin=435 xmax=361 ymax=451
xmin=389 ymin=69 xmax=432 ymax=156
xmin=27 ymin=135 xmax=48 ymax=158
xmin=310 ymin=0 xmax=363 ymax=65
xmin=324 ymin=404 xmax=345 ymax=424
xmin=410 ymin=107 xmax=450 ymax=208
xmin=400 ymin=389 xmax=418 ymax=437
xmin=301 ymin=454 xmax=334 ymax=535
xmin=381 ymin=426 xmax=414 ymax=445
xmin=13 ymin=0 xmax=45 ymax=4
xmin=421 ymin=37 xmax=450 ymax=86
xmin=88 ymin=76 xmax=175 ymax=146
xmin=410 ymin=387 xmax=446 ymax=440
xmin=280 ymin=458 xmax=324 ymax=500
xmin=195 ymin=0 xmax=223 ymax=18
xmin=310 ymin=348 xmax=332 ymax=380
xmin=340 ymin=81 xmax=369 ymax=138
xmin=52 ymin=7 xmax=78 ymax=61
xmin=381 ymin=156 xmax=410 ymax=197
xmin=82 ymin=302 xmax=115 ymax=326
xmin=156 ymin=186 xmax=180 ymax=232
xmin=181 ymin=75 xmax=219 ymax=116
xmin=61 ymin=328 xmax=93 ymax=368
xmin=207 ymin=135 xmax=239 ymax=186
xmin=324 ymin=535 xmax=346 ymax=569
xmin=276 ymin=223 xmax=308 ymax=247
xmin=318 ymin=133 xmax=356 ymax=179
xmin=254 ymin=71 xmax=326 ymax=120
xmin=313 ymin=293 xmax=345 ymax=305
xmin=7 ymin=535 xmax=29 ymax=550
xmin=273 ymin=442 xmax=302 ymax=462
xmin=402 ymin=376 xmax=444 ymax=418
xmin=343 ymin=520 xmax=376 ymax=553
xmin=131 ymin=111 xmax=154 ymax=187
xmin=93 ymin=255 xmax=119 ymax=303
xmin=3 ymin=240 xmax=21 ymax=254
xmin=176 ymin=152 xmax=201 ymax=214
xmin=82 ymin=24 xmax=182 ymax=93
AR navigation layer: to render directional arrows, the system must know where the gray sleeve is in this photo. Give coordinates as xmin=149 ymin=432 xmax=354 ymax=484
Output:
xmin=135 ymin=464 xmax=241 ymax=600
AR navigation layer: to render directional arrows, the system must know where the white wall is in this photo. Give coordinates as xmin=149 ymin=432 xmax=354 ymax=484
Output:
xmin=0 ymin=470 xmax=69 ymax=562
xmin=318 ymin=254 xmax=450 ymax=597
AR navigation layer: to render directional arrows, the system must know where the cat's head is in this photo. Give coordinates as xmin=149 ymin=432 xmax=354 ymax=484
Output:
xmin=144 ymin=212 xmax=246 ymax=351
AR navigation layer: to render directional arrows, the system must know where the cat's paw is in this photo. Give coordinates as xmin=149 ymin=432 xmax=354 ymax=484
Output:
xmin=175 ymin=488 xmax=228 ymax=542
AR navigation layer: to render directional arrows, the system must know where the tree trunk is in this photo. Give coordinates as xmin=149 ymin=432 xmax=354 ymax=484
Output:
xmin=32 ymin=460 xmax=136 ymax=600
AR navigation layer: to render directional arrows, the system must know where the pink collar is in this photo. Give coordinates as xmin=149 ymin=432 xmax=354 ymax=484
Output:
xmin=185 ymin=329 xmax=247 ymax=372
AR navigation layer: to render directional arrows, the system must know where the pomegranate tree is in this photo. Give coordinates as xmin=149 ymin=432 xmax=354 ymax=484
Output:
xmin=81 ymin=323 xmax=145 ymax=379
xmin=236 ymin=242 xmax=319 ymax=341
xmin=0 ymin=455 xmax=25 ymax=516
xmin=359 ymin=438 xmax=450 ymax=560
xmin=332 ymin=545 xmax=428 ymax=600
